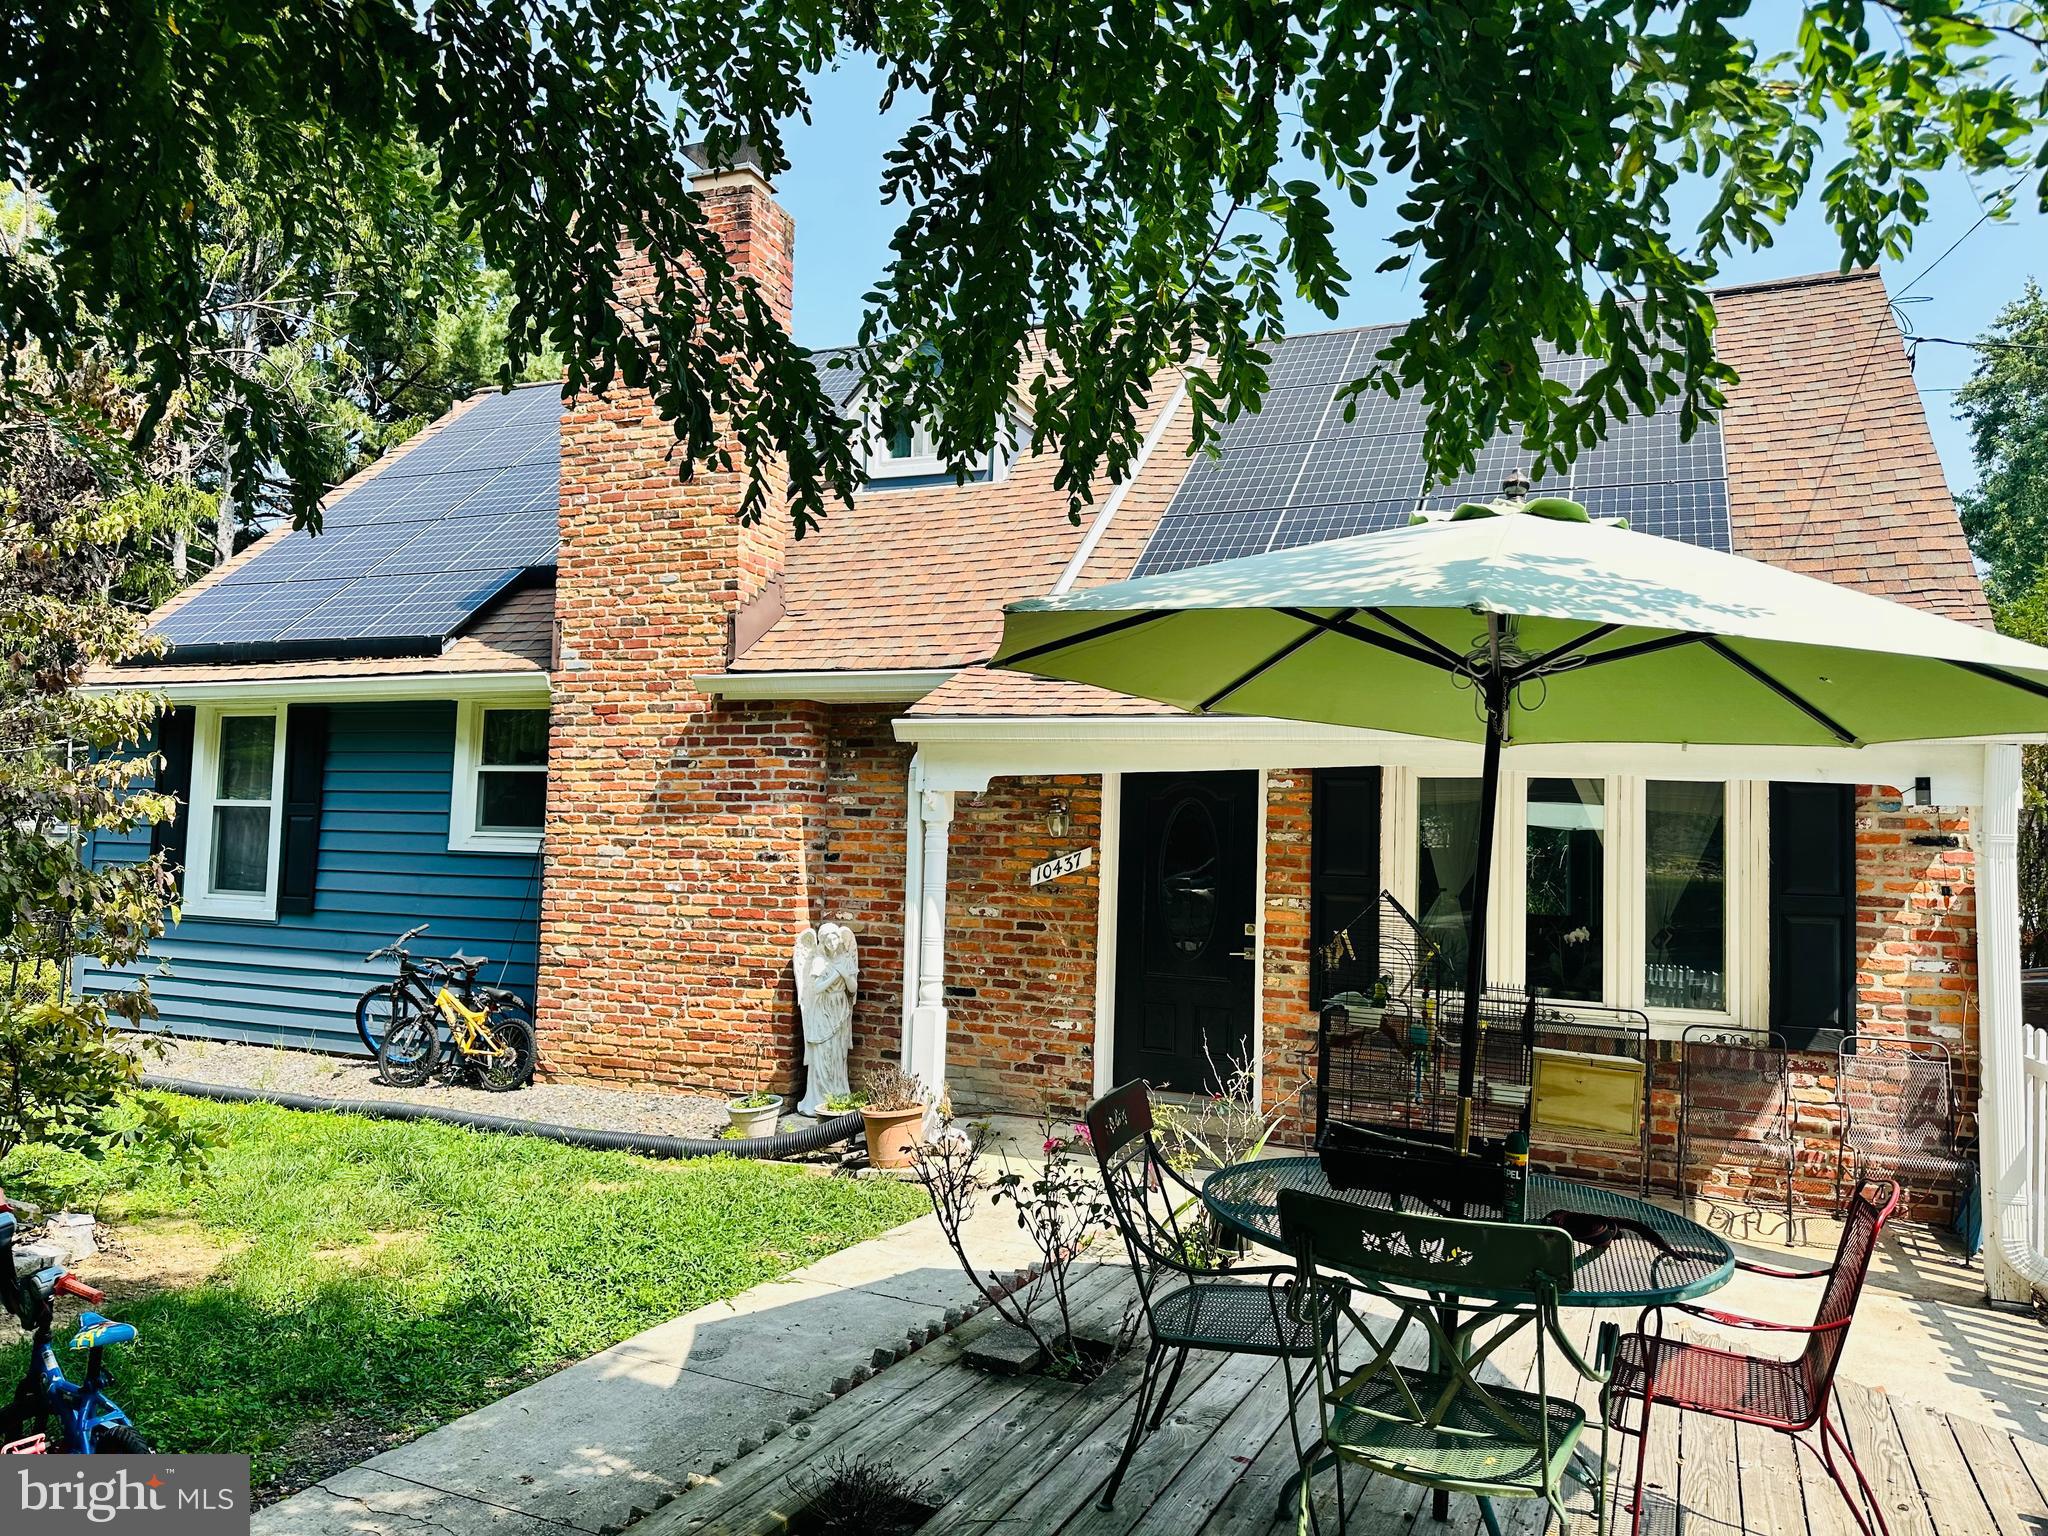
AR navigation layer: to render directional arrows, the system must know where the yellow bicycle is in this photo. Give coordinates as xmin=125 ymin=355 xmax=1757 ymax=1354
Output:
xmin=376 ymin=973 xmax=537 ymax=1092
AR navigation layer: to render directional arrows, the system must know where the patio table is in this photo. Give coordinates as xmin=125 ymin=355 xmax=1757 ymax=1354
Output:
xmin=1200 ymin=1155 xmax=1733 ymax=1307
xmin=1202 ymin=1156 xmax=1734 ymax=1525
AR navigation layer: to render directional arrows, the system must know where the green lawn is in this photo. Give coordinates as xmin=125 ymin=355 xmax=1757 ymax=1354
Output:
xmin=1 ymin=1094 xmax=927 ymax=1493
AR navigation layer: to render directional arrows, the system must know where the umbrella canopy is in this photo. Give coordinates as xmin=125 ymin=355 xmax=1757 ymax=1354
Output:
xmin=994 ymin=500 xmax=2048 ymax=1158
xmin=993 ymin=506 xmax=2048 ymax=749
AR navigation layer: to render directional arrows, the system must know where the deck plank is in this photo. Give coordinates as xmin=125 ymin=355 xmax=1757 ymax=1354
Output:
xmin=1051 ymin=1347 xmax=1288 ymax=1536
xmin=1675 ymin=1403 xmax=1745 ymax=1536
xmin=1832 ymin=1384 xmax=1938 ymax=1536
xmin=931 ymin=1341 xmax=1236 ymax=1531
xmin=1942 ymin=1413 xmax=2048 ymax=1536
xmin=1888 ymin=1398 xmax=2002 ymax=1536
xmin=1735 ymin=1419 xmax=1814 ymax=1536
xmin=1119 ymin=1351 xmax=1297 ymax=1535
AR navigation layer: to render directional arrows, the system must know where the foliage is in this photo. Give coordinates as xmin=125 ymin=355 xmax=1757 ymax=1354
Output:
xmin=0 ymin=400 xmax=207 ymax=1172
xmin=1993 ymin=575 xmax=2048 ymax=963
xmin=859 ymin=1063 xmax=928 ymax=1114
xmin=1960 ymin=280 xmax=2048 ymax=600
xmin=908 ymin=1112 xmax=1117 ymax=1378
xmin=6 ymin=6 xmax=2046 ymax=535
xmin=1150 ymin=1046 xmax=1284 ymax=1269
xmin=0 ymin=1093 xmax=928 ymax=1493
xmin=787 ymin=1455 xmax=934 ymax=1536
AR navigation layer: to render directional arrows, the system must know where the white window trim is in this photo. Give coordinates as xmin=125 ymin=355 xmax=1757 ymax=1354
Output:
xmin=1386 ymin=768 xmax=1770 ymax=1038
xmin=183 ymin=704 xmax=288 ymax=921
xmin=450 ymin=700 xmax=547 ymax=854
xmin=857 ymin=400 xmax=1021 ymax=487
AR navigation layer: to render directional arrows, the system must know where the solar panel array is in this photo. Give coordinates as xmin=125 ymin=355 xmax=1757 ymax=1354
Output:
xmin=153 ymin=384 xmax=562 ymax=660
xmin=1131 ymin=328 xmax=1730 ymax=579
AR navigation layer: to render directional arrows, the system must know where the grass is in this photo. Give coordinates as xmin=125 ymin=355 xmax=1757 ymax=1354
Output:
xmin=1 ymin=1093 xmax=928 ymax=1492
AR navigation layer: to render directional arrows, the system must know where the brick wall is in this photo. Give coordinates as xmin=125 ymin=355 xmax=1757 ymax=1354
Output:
xmin=818 ymin=705 xmax=914 ymax=1090
xmin=538 ymin=167 xmax=828 ymax=1096
xmin=1254 ymin=774 xmax=1977 ymax=1223
xmin=943 ymin=775 xmax=1102 ymax=1118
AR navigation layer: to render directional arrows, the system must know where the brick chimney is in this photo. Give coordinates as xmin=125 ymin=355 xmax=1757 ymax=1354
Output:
xmin=538 ymin=152 xmax=826 ymax=1095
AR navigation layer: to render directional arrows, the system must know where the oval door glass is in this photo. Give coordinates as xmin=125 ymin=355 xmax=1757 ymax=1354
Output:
xmin=1159 ymin=797 xmax=1220 ymax=954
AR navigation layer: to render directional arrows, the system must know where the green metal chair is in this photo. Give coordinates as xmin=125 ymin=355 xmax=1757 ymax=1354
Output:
xmin=1275 ymin=1188 xmax=1617 ymax=1535
xmin=1084 ymin=1081 xmax=1319 ymax=1510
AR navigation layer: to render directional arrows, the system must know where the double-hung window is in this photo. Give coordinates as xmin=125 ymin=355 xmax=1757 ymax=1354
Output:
xmin=184 ymin=707 xmax=287 ymax=919
xmin=451 ymin=703 xmax=549 ymax=853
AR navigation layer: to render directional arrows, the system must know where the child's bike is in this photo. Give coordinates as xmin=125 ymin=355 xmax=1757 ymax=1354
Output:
xmin=0 ymin=1203 xmax=149 ymax=1454
xmin=377 ymin=965 xmax=537 ymax=1092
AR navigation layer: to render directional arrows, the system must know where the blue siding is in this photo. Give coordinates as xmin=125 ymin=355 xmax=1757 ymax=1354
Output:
xmin=84 ymin=701 xmax=542 ymax=1053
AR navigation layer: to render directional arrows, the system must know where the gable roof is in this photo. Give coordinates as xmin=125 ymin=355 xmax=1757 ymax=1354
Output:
xmin=108 ymin=266 xmax=1984 ymax=701
xmin=743 ymin=267 xmax=1986 ymax=691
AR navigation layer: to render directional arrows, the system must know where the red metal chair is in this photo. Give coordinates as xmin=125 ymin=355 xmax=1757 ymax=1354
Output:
xmin=1604 ymin=1180 xmax=1900 ymax=1536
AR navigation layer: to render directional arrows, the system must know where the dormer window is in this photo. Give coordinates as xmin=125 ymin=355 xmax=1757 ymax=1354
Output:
xmin=860 ymin=402 xmax=1024 ymax=489
xmin=874 ymin=407 xmax=949 ymax=478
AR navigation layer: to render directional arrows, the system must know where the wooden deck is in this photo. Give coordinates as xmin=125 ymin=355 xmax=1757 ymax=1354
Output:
xmin=643 ymin=1261 xmax=2048 ymax=1536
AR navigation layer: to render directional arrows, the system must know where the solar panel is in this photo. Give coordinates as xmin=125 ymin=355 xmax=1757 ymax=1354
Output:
xmin=1131 ymin=327 xmax=1734 ymax=574
xmin=150 ymin=385 xmax=560 ymax=661
xmin=1580 ymin=479 xmax=1733 ymax=552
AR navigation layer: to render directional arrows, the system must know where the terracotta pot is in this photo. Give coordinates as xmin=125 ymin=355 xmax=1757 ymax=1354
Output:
xmin=861 ymin=1104 xmax=924 ymax=1168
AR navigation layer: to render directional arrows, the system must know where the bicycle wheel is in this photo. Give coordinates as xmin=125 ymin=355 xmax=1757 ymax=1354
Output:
xmin=472 ymin=1004 xmax=537 ymax=1092
xmin=88 ymin=1420 xmax=151 ymax=1454
xmin=355 ymin=982 xmax=416 ymax=1057
xmin=378 ymin=1015 xmax=441 ymax=1087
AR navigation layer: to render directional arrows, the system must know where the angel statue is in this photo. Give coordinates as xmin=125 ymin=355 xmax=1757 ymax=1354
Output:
xmin=794 ymin=922 xmax=859 ymax=1116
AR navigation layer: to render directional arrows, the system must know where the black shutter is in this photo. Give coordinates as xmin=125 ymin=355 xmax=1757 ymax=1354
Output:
xmin=151 ymin=706 xmax=196 ymax=886
xmin=1770 ymin=782 xmax=1856 ymax=1050
xmin=1310 ymin=768 xmax=1383 ymax=1006
xmin=276 ymin=705 xmax=328 ymax=917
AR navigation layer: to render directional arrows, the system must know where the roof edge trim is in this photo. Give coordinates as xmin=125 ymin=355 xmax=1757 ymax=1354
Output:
xmin=80 ymin=671 xmax=553 ymax=706
xmin=696 ymin=667 xmax=957 ymax=703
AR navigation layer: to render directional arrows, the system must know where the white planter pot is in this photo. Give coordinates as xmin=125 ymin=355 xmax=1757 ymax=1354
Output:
xmin=728 ymin=1097 xmax=784 ymax=1140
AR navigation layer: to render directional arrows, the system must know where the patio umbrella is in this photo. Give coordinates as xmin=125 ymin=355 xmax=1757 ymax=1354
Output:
xmin=991 ymin=494 xmax=2048 ymax=1152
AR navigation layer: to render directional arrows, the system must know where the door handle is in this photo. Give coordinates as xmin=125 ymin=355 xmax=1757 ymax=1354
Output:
xmin=1229 ymin=946 xmax=1256 ymax=961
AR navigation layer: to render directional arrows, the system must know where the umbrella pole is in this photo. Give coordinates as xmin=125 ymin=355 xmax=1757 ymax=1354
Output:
xmin=1455 ymin=670 xmax=1508 ymax=1155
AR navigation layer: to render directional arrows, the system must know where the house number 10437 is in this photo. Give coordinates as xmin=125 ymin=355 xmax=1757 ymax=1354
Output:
xmin=1028 ymin=847 xmax=1094 ymax=887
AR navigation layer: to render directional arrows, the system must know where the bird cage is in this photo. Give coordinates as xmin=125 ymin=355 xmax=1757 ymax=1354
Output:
xmin=1313 ymin=893 xmax=1537 ymax=1209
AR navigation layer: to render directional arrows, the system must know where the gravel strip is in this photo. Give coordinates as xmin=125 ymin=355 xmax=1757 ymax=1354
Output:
xmin=142 ymin=1037 xmax=736 ymax=1140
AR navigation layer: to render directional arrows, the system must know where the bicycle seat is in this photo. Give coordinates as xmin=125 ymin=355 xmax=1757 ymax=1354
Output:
xmin=447 ymin=953 xmax=485 ymax=971
xmin=70 ymin=1313 xmax=136 ymax=1350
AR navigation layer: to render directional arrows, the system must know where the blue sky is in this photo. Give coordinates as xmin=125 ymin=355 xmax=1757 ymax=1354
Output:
xmin=771 ymin=54 xmax=2044 ymax=497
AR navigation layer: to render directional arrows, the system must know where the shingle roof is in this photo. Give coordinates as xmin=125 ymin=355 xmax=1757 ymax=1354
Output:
xmin=106 ymin=267 xmax=1985 ymax=705
xmin=1712 ymin=269 xmax=1986 ymax=624
xmin=732 ymin=372 xmax=1190 ymax=672
xmin=762 ymin=267 xmax=1987 ymax=701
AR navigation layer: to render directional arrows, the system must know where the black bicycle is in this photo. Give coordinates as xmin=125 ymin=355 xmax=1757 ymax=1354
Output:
xmin=356 ymin=925 xmax=537 ymax=1091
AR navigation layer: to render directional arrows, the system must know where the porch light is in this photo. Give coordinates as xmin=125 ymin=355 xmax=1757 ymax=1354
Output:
xmin=1046 ymin=795 xmax=1071 ymax=840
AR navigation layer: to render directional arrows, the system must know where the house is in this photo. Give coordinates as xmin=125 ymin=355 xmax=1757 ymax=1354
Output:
xmin=86 ymin=154 xmax=2026 ymax=1251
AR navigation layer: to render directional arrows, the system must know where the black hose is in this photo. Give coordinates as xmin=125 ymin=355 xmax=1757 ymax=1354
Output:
xmin=138 ymin=1075 xmax=865 ymax=1160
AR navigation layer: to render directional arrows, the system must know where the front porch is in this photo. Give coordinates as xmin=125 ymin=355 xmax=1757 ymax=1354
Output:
xmin=888 ymin=711 xmax=2036 ymax=1298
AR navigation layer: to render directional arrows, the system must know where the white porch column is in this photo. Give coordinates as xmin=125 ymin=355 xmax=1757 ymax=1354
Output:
xmin=1978 ymin=743 xmax=2040 ymax=1303
xmin=904 ymin=787 xmax=955 ymax=1104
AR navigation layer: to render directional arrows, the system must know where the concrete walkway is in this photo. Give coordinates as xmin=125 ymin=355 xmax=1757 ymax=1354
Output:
xmin=255 ymin=1206 xmax=1043 ymax=1536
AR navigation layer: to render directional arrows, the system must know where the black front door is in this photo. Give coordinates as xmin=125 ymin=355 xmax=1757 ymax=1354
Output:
xmin=1115 ymin=772 xmax=1259 ymax=1092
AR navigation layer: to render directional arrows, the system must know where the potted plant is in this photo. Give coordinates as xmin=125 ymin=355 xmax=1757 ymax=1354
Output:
xmin=727 ymin=1090 xmax=784 ymax=1139
xmin=857 ymin=1066 xmax=926 ymax=1169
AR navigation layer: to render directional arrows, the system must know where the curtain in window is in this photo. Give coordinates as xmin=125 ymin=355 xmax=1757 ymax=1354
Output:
xmin=1645 ymin=780 xmax=1727 ymax=1009
xmin=1417 ymin=778 xmax=1482 ymax=989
